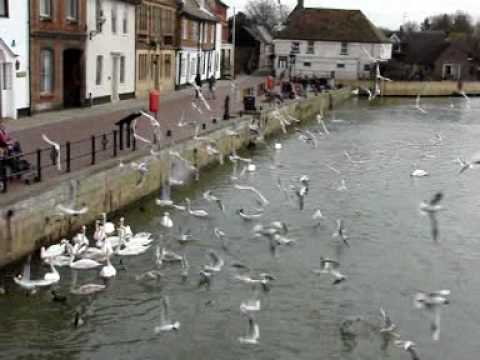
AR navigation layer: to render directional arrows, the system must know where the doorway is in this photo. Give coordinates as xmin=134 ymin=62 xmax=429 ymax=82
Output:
xmin=63 ymin=49 xmax=83 ymax=108
xmin=111 ymin=54 xmax=120 ymax=102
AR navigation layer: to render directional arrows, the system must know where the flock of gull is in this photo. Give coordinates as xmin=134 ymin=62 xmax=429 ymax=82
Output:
xmin=2 ymin=81 xmax=478 ymax=359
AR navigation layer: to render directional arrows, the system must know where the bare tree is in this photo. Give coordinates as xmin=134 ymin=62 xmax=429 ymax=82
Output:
xmin=245 ymin=0 xmax=290 ymax=33
xmin=402 ymin=21 xmax=420 ymax=33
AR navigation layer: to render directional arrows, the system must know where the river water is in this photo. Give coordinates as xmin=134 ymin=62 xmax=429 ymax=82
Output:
xmin=2 ymin=96 xmax=480 ymax=360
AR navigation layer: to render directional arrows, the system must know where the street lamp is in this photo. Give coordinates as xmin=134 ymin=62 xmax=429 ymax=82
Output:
xmin=289 ymin=52 xmax=296 ymax=79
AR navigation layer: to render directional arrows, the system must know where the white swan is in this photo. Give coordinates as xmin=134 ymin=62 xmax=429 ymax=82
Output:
xmin=70 ymin=283 xmax=106 ymax=296
xmin=118 ymin=217 xmax=133 ymax=238
xmin=40 ymin=239 xmax=67 ymax=259
xmin=72 ymin=225 xmax=89 ymax=247
xmin=161 ymin=212 xmax=174 ymax=228
xmin=100 ymin=256 xmax=117 ymax=279
xmin=69 ymin=255 xmax=102 ymax=270
xmin=93 ymin=220 xmax=106 ymax=248
xmin=44 ymin=263 xmax=60 ymax=284
xmin=185 ymin=198 xmax=209 ymax=218
xmin=102 ymin=213 xmax=116 ymax=235
xmin=127 ymin=232 xmax=153 ymax=246
xmin=14 ymin=257 xmax=58 ymax=291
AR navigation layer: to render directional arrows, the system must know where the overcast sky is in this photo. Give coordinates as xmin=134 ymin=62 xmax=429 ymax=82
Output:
xmin=223 ymin=0 xmax=480 ymax=30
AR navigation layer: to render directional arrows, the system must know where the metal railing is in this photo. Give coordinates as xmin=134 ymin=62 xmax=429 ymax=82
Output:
xmin=0 ymin=85 xmax=274 ymax=195
xmin=0 ymin=127 xmax=131 ymax=194
xmin=0 ymin=111 xmax=240 ymax=194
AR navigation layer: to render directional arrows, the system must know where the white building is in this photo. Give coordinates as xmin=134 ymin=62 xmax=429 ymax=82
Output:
xmin=85 ymin=0 xmax=137 ymax=105
xmin=274 ymin=1 xmax=392 ymax=80
xmin=0 ymin=0 xmax=29 ymax=119
xmin=214 ymin=20 xmax=221 ymax=79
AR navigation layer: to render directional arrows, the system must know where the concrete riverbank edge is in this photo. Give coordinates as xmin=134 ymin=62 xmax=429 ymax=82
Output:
xmin=0 ymin=88 xmax=351 ymax=268
xmin=337 ymin=80 xmax=480 ymax=96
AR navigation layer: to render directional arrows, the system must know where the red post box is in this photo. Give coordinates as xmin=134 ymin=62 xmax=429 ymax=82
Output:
xmin=266 ymin=75 xmax=274 ymax=91
xmin=149 ymin=89 xmax=160 ymax=113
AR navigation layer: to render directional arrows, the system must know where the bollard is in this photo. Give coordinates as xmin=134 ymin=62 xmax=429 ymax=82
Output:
xmin=66 ymin=142 xmax=71 ymax=173
xmin=223 ymin=95 xmax=230 ymax=120
xmin=119 ymin=124 xmax=124 ymax=150
xmin=113 ymin=130 xmax=118 ymax=157
xmin=102 ymin=134 xmax=108 ymax=151
xmin=126 ymin=126 xmax=131 ymax=148
xmin=91 ymin=136 xmax=96 ymax=165
xmin=36 ymin=149 xmax=42 ymax=182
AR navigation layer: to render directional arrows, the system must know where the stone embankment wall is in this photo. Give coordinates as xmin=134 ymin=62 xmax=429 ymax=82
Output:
xmin=0 ymin=88 xmax=351 ymax=267
xmin=338 ymin=80 xmax=480 ymax=96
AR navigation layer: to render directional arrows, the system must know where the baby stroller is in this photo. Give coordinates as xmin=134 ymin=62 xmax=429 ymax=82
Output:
xmin=0 ymin=142 xmax=33 ymax=184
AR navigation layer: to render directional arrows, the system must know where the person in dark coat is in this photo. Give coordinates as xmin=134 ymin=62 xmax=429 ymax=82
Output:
xmin=207 ymin=75 xmax=216 ymax=100
xmin=195 ymin=73 xmax=202 ymax=98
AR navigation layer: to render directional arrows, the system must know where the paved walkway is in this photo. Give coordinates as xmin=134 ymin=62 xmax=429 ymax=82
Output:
xmin=1 ymin=74 xmax=266 ymax=197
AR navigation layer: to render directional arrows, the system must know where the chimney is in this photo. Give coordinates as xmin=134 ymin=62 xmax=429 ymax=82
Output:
xmin=297 ymin=0 xmax=304 ymax=9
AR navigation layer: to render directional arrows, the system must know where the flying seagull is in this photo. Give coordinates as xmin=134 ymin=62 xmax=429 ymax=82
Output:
xmin=419 ymin=192 xmax=445 ymax=242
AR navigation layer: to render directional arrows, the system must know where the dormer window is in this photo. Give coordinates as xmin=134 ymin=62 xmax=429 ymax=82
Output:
xmin=291 ymin=41 xmax=300 ymax=54
xmin=340 ymin=42 xmax=348 ymax=55
xmin=307 ymin=41 xmax=314 ymax=54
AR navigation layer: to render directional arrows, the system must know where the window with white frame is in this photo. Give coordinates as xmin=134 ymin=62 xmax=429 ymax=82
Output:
xmin=111 ymin=5 xmax=117 ymax=34
xmin=278 ymin=56 xmax=287 ymax=68
xmin=120 ymin=56 xmax=125 ymax=83
xmin=122 ymin=9 xmax=128 ymax=33
xmin=0 ymin=0 xmax=8 ymax=17
xmin=164 ymin=54 xmax=171 ymax=79
xmin=1 ymin=63 xmax=12 ymax=90
xmin=40 ymin=49 xmax=54 ymax=94
xmin=340 ymin=42 xmax=348 ymax=55
xmin=336 ymin=63 xmax=345 ymax=68
xmin=95 ymin=55 xmax=103 ymax=85
xmin=39 ymin=0 xmax=52 ymax=18
xmin=183 ymin=19 xmax=188 ymax=40
xmin=192 ymin=21 xmax=199 ymax=41
xmin=95 ymin=0 xmax=104 ymax=32
xmin=307 ymin=41 xmax=314 ymax=54
xmin=291 ymin=42 xmax=300 ymax=54
xmin=66 ymin=0 xmax=78 ymax=21
xmin=303 ymin=62 xmax=311 ymax=67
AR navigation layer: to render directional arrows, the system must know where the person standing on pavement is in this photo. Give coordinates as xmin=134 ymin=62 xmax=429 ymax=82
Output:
xmin=207 ymin=75 xmax=216 ymax=100
xmin=195 ymin=73 xmax=202 ymax=98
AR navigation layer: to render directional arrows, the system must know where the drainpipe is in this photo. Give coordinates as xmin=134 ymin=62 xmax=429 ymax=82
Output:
xmin=28 ymin=0 xmax=32 ymax=116
xmin=134 ymin=3 xmax=137 ymax=99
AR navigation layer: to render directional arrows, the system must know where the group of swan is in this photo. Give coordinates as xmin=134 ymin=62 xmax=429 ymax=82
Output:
xmin=15 ymin=213 xmax=153 ymax=294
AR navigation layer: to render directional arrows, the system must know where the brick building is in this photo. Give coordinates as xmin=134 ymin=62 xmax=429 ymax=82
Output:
xmin=30 ymin=0 xmax=88 ymax=112
xmin=136 ymin=0 xmax=176 ymax=97
xmin=208 ymin=0 xmax=232 ymax=79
